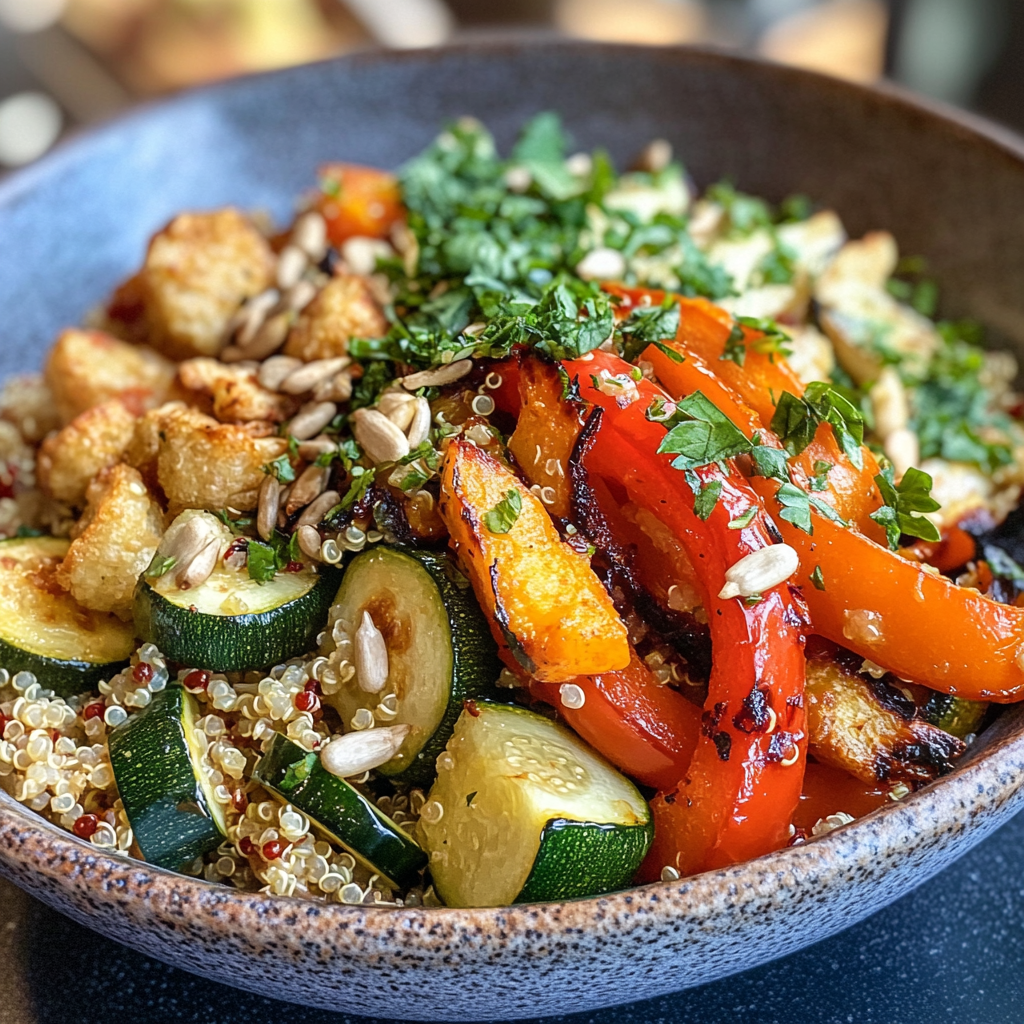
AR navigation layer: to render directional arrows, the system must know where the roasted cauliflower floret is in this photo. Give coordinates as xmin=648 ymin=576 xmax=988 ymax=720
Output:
xmin=56 ymin=464 xmax=163 ymax=617
xmin=283 ymin=273 xmax=386 ymax=362
xmin=37 ymin=399 xmax=137 ymax=507
xmin=146 ymin=405 xmax=286 ymax=513
xmin=109 ymin=208 xmax=275 ymax=360
xmin=177 ymin=357 xmax=295 ymax=423
xmin=44 ymin=328 xmax=175 ymax=424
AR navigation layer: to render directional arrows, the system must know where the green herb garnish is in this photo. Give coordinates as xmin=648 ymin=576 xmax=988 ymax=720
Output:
xmin=869 ymin=465 xmax=941 ymax=550
xmin=483 ymin=489 xmax=523 ymax=534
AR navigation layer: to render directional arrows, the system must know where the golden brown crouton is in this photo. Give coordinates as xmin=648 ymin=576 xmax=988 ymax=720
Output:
xmin=44 ymin=328 xmax=175 ymax=424
xmin=37 ymin=399 xmax=137 ymax=507
xmin=805 ymin=653 xmax=964 ymax=785
xmin=153 ymin=405 xmax=286 ymax=513
xmin=283 ymin=274 xmax=386 ymax=362
xmin=56 ymin=464 xmax=164 ymax=617
xmin=177 ymin=358 xmax=295 ymax=423
xmin=112 ymin=209 xmax=275 ymax=360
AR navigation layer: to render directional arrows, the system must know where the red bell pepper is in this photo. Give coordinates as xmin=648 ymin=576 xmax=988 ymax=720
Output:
xmin=564 ymin=349 xmax=808 ymax=877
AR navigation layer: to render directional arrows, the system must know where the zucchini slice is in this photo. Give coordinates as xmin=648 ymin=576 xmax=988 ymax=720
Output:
xmin=134 ymin=512 xmax=339 ymax=672
xmin=923 ymin=693 xmax=989 ymax=739
xmin=321 ymin=547 xmax=501 ymax=786
xmin=417 ymin=702 xmax=653 ymax=908
xmin=108 ymin=685 xmax=226 ymax=870
xmin=0 ymin=536 xmax=133 ymax=698
xmin=253 ymin=732 xmax=427 ymax=889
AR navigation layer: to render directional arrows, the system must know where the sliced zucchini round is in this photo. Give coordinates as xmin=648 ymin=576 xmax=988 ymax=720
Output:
xmin=321 ymin=547 xmax=500 ymax=786
xmin=134 ymin=513 xmax=340 ymax=672
xmin=417 ymin=702 xmax=653 ymax=908
xmin=108 ymin=685 xmax=226 ymax=871
xmin=0 ymin=536 xmax=133 ymax=698
xmin=253 ymin=732 xmax=427 ymax=889
xmin=923 ymin=693 xmax=989 ymax=739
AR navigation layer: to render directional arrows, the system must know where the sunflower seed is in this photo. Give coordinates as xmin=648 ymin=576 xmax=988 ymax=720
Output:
xmin=258 ymin=355 xmax=303 ymax=391
xmin=288 ymin=401 xmax=337 ymax=440
xmin=293 ymin=211 xmax=328 ymax=262
xmin=296 ymin=435 xmax=337 ymax=460
xmin=176 ymin=538 xmax=221 ymax=591
xmin=162 ymin=514 xmax=220 ymax=569
xmin=340 ymin=236 xmax=393 ymax=276
xmin=718 ymin=544 xmax=799 ymax=600
xmin=405 ymin=396 xmax=432 ymax=447
xmin=280 ymin=356 xmax=351 ymax=395
xmin=296 ymin=525 xmax=324 ymax=561
xmin=377 ymin=390 xmax=417 ymax=431
xmin=354 ymin=609 xmax=389 ymax=693
xmin=350 ymin=408 xmax=410 ymax=464
xmin=231 ymin=288 xmax=280 ymax=348
xmin=287 ymin=464 xmax=329 ymax=515
xmin=313 ymin=372 xmax=352 ymax=403
xmin=399 ymin=359 xmax=472 ymax=391
xmin=284 ymin=279 xmax=318 ymax=314
xmin=276 ymin=244 xmax=308 ymax=290
xmin=320 ymin=724 xmax=411 ymax=778
xmin=242 ymin=310 xmax=292 ymax=359
xmin=295 ymin=489 xmax=341 ymax=530
xmin=257 ymin=475 xmax=281 ymax=541
xmin=576 ymin=247 xmax=627 ymax=281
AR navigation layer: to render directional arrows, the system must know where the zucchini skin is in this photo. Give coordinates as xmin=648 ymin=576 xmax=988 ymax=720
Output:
xmin=108 ymin=686 xmax=224 ymax=871
xmin=254 ymin=734 xmax=427 ymax=889
xmin=390 ymin=549 xmax=502 ymax=787
xmin=515 ymin=818 xmax=654 ymax=904
xmin=0 ymin=637 xmax=127 ymax=699
xmin=134 ymin=565 xmax=341 ymax=673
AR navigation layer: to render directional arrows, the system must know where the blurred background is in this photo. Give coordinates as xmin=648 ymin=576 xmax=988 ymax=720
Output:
xmin=0 ymin=0 xmax=1022 ymax=172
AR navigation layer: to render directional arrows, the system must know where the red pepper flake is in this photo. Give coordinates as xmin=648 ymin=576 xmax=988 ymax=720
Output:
xmin=239 ymin=836 xmax=256 ymax=856
xmin=463 ymin=699 xmax=480 ymax=717
xmin=83 ymin=702 xmax=105 ymax=721
xmin=72 ymin=814 xmax=100 ymax=839
xmin=294 ymin=690 xmax=320 ymax=714
xmin=284 ymin=561 xmax=304 ymax=573
xmin=183 ymin=670 xmax=210 ymax=692
xmin=132 ymin=661 xmax=154 ymax=684
xmin=262 ymin=840 xmax=284 ymax=860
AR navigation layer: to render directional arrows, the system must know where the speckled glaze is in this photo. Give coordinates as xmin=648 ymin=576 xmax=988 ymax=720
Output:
xmin=3 ymin=41 xmax=1024 ymax=1021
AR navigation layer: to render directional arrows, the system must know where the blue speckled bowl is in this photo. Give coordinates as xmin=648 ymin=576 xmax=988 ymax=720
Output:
xmin=3 ymin=41 xmax=1024 ymax=1022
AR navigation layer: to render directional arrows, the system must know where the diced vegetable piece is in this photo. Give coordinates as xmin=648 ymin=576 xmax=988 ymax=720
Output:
xmin=134 ymin=511 xmax=339 ymax=673
xmin=804 ymin=652 xmax=964 ymax=784
xmin=315 ymin=164 xmax=405 ymax=245
xmin=922 ymin=693 xmax=988 ymax=739
xmin=253 ymin=733 xmax=426 ymax=889
xmin=0 ymin=537 xmax=133 ymax=698
xmin=108 ymin=686 xmax=226 ymax=870
xmin=439 ymin=439 xmax=630 ymax=682
xmin=417 ymin=702 xmax=652 ymax=907
xmin=321 ymin=547 xmax=501 ymax=785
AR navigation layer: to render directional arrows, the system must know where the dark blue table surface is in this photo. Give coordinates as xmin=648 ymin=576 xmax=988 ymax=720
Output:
xmin=2 ymin=810 xmax=1022 ymax=1024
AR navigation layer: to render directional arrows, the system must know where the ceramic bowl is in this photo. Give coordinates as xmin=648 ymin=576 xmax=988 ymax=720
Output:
xmin=2 ymin=40 xmax=1024 ymax=1022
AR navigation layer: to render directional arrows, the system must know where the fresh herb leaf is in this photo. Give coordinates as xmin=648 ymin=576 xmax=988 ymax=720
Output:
xmin=775 ymin=483 xmax=813 ymax=534
xmin=659 ymin=391 xmax=752 ymax=471
xmin=693 ymin=479 xmax=723 ymax=521
xmin=618 ymin=298 xmax=680 ymax=362
xmin=213 ymin=509 xmax=253 ymax=534
xmin=728 ymin=507 xmax=757 ymax=530
xmin=810 ymin=565 xmax=826 ymax=590
xmin=652 ymin=341 xmax=685 ymax=363
xmin=279 ymin=752 xmax=317 ymax=792
xmin=749 ymin=439 xmax=790 ymax=481
xmin=340 ymin=468 xmax=375 ymax=510
xmin=808 ymin=460 xmax=832 ymax=492
xmin=483 ymin=489 xmax=522 ymax=534
xmin=721 ymin=323 xmax=746 ymax=366
xmin=755 ymin=240 xmax=796 ymax=286
xmin=869 ymin=465 xmax=941 ymax=550
xmin=771 ymin=384 xmax=865 ymax=468
xmin=145 ymin=553 xmax=177 ymax=579
xmin=983 ymin=545 xmax=1024 ymax=583
xmin=706 ymin=181 xmax=772 ymax=237
xmin=246 ymin=540 xmax=280 ymax=583
xmin=14 ymin=525 xmax=44 ymax=538
xmin=737 ymin=316 xmax=793 ymax=359
xmin=263 ymin=454 xmax=296 ymax=483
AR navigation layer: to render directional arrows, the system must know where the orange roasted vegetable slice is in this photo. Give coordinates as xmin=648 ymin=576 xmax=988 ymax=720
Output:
xmin=315 ymin=164 xmax=405 ymax=246
xmin=439 ymin=439 xmax=630 ymax=682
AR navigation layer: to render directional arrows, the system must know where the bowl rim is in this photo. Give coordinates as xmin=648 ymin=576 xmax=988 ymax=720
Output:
xmin=2 ymin=35 xmax=1024 ymax=946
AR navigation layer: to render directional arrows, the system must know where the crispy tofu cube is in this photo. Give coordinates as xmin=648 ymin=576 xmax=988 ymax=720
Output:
xmin=152 ymin=405 xmax=286 ymax=513
xmin=44 ymin=328 xmax=175 ymax=425
xmin=111 ymin=209 xmax=275 ymax=360
xmin=284 ymin=274 xmax=386 ymax=362
xmin=177 ymin=358 xmax=294 ymax=423
xmin=37 ymin=399 xmax=137 ymax=507
xmin=56 ymin=464 xmax=164 ymax=617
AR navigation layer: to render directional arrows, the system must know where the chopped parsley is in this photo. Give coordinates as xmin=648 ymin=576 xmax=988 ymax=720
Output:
xmin=808 ymin=460 xmax=833 ymax=492
xmin=145 ymin=553 xmax=177 ymax=579
xmin=278 ymin=752 xmax=318 ymax=791
xmin=263 ymin=454 xmax=296 ymax=483
xmin=693 ymin=479 xmax=723 ymax=521
xmin=618 ymin=298 xmax=681 ymax=362
xmin=869 ymin=465 xmax=941 ymax=550
xmin=771 ymin=383 xmax=865 ymax=469
xmin=774 ymin=483 xmax=848 ymax=535
xmin=483 ymin=489 xmax=523 ymax=534
xmin=213 ymin=509 xmax=253 ymax=534
xmin=810 ymin=565 xmax=826 ymax=590
xmin=728 ymin=507 xmax=758 ymax=530
xmin=247 ymin=530 xmax=303 ymax=583
xmin=658 ymin=391 xmax=753 ymax=471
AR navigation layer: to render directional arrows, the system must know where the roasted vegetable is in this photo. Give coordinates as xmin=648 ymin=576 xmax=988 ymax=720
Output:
xmin=439 ymin=439 xmax=630 ymax=682
xmin=315 ymin=164 xmax=405 ymax=246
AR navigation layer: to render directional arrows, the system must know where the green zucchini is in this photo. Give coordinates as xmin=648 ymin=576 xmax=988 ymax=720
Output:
xmin=923 ymin=693 xmax=989 ymax=739
xmin=417 ymin=702 xmax=653 ymax=908
xmin=0 ymin=536 xmax=133 ymax=697
xmin=108 ymin=685 xmax=226 ymax=870
xmin=321 ymin=547 xmax=501 ymax=786
xmin=133 ymin=512 xmax=339 ymax=672
xmin=253 ymin=732 xmax=427 ymax=889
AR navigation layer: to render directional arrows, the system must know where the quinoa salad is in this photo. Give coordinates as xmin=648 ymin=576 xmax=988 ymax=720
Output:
xmin=2 ymin=113 xmax=1024 ymax=908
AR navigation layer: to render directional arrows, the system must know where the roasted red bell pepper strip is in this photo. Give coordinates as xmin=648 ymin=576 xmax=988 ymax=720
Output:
xmin=531 ymin=651 xmax=702 ymax=791
xmin=564 ymin=349 xmax=808 ymax=876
